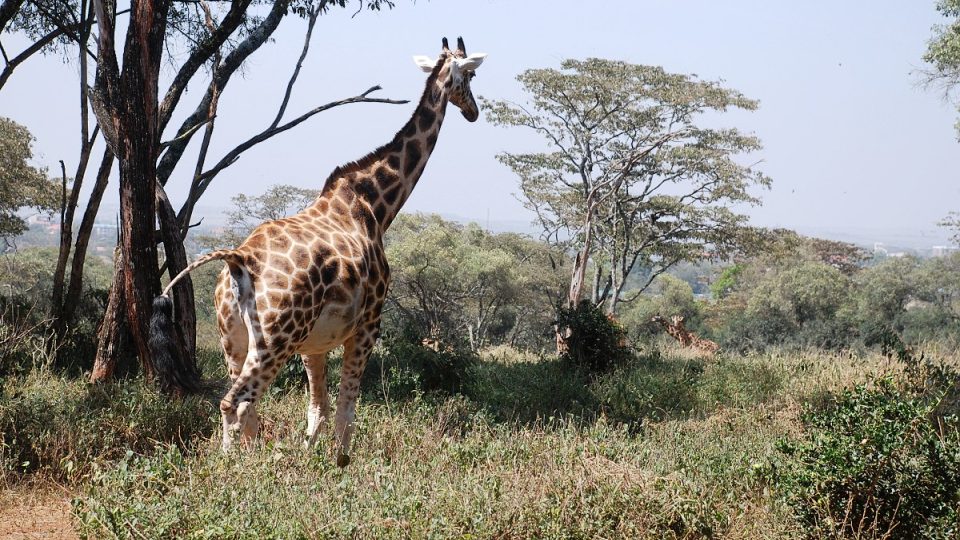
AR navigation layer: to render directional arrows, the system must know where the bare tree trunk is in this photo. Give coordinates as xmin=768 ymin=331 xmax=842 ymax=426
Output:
xmin=62 ymin=149 xmax=113 ymax=321
xmin=90 ymin=247 xmax=133 ymax=382
xmin=156 ymin=185 xmax=196 ymax=358
xmin=567 ymin=200 xmax=596 ymax=308
xmin=50 ymin=2 xmax=95 ymax=339
xmin=90 ymin=0 xmax=174 ymax=384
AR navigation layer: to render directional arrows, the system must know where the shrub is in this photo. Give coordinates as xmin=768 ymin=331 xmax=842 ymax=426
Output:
xmin=362 ymin=339 xmax=477 ymax=401
xmin=557 ymin=301 xmax=631 ymax=373
xmin=774 ymin=376 xmax=960 ymax=539
xmin=0 ymin=371 xmax=214 ymax=484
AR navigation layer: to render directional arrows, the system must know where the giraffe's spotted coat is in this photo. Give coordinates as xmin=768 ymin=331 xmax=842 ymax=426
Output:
xmin=161 ymin=39 xmax=485 ymax=465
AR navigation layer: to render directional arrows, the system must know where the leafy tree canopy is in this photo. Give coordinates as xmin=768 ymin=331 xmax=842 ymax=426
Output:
xmin=483 ymin=58 xmax=770 ymax=313
xmin=0 ymin=117 xmax=59 ymax=244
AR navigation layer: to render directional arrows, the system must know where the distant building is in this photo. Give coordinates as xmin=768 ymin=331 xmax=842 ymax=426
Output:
xmin=932 ymin=245 xmax=958 ymax=258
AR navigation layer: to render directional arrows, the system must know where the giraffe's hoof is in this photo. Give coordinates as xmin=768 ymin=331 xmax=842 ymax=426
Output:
xmin=336 ymin=453 xmax=351 ymax=467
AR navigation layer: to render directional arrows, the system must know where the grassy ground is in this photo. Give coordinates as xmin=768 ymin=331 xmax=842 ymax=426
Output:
xmin=0 ymin=343 xmax=954 ymax=538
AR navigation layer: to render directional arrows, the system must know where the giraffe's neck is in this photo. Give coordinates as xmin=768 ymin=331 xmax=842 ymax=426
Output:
xmin=317 ymin=59 xmax=451 ymax=233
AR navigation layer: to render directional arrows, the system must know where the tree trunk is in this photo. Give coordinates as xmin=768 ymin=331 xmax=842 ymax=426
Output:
xmin=90 ymin=0 xmax=175 ymax=387
xmin=567 ymin=201 xmax=596 ymax=308
xmin=62 ymin=149 xmax=114 ymax=322
xmin=156 ymin=185 xmax=197 ymax=358
xmin=90 ymin=247 xmax=134 ymax=382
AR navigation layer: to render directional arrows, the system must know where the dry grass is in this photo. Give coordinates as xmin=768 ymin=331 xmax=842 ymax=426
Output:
xmin=3 ymin=345 xmax=955 ymax=538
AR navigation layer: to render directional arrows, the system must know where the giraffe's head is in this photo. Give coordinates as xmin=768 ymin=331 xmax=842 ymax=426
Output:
xmin=651 ymin=315 xmax=667 ymax=326
xmin=413 ymin=37 xmax=487 ymax=122
xmin=671 ymin=315 xmax=686 ymax=326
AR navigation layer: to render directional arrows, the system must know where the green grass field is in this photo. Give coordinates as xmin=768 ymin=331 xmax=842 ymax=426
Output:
xmin=1 ymin=342 xmax=957 ymax=539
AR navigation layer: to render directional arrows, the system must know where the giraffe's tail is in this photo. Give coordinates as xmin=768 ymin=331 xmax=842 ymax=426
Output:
xmin=150 ymin=249 xmax=242 ymax=395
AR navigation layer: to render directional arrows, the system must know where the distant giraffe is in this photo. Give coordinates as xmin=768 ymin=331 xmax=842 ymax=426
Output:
xmin=150 ymin=37 xmax=487 ymax=466
xmin=651 ymin=315 xmax=719 ymax=355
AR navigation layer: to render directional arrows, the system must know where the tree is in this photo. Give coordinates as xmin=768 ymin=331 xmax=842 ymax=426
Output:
xmin=384 ymin=214 xmax=563 ymax=351
xmin=0 ymin=117 xmax=59 ymax=247
xmin=2 ymin=1 xmax=406 ymax=392
xmin=483 ymin=59 xmax=769 ymax=319
xmin=940 ymin=212 xmax=960 ymax=245
xmin=923 ymin=0 xmax=960 ymax=137
xmin=198 ymin=184 xmax=320 ymax=250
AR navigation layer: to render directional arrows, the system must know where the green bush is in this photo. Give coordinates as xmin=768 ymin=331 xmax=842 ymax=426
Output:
xmin=774 ymin=377 xmax=960 ymax=539
xmin=557 ymin=301 xmax=631 ymax=373
xmin=362 ymin=339 xmax=477 ymax=401
xmin=0 ymin=371 xmax=214 ymax=484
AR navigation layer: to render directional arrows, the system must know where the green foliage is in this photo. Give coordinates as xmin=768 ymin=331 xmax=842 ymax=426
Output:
xmin=557 ymin=301 xmax=631 ymax=373
xmin=384 ymin=213 xmax=563 ymax=351
xmin=924 ymin=0 xmax=960 ymax=136
xmin=0 ymin=117 xmax=60 ymax=242
xmin=711 ymin=263 xmax=744 ymax=300
xmin=0 ymin=247 xmax=111 ymax=376
xmin=774 ymin=377 xmax=960 ymax=539
xmin=0 ymin=371 xmax=214 ymax=484
xmin=198 ymin=184 xmax=320 ymax=250
xmin=483 ymin=58 xmax=770 ymax=310
xmin=362 ymin=339 xmax=477 ymax=401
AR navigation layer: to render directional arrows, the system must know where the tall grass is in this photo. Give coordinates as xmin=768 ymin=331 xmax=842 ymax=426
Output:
xmin=1 ymin=345 xmax=956 ymax=538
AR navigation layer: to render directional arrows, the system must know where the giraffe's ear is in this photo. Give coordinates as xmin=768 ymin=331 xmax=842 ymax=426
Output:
xmin=412 ymin=55 xmax=436 ymax=73
xmin=455 ymin=53 xmax=487 ymax=71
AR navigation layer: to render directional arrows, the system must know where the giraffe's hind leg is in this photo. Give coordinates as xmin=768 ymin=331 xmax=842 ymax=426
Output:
xmin=215 ymin=267 xmax=249 ymax=382
xmin=303 ymin=352 xmax=331 ymax=448
xmin=333 ymin=322 xmax=379 ymax=466
xmin=219 ymin=343 xmax=289 ymax=451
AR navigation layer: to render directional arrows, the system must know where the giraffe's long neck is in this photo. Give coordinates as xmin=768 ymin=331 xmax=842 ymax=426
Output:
xmin=317 ymin=59 xmax=452 ymax=234
xmin=378 ymin=62 xmax=450 ymax=228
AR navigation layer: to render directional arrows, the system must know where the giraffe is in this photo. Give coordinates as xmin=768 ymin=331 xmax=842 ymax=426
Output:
xmin=150 ymin=37 xmax=487 ymax=466
xmin=651 ymin=314 xmax=720 ymax=355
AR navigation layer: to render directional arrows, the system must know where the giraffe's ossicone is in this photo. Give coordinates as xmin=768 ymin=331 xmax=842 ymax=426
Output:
xmin=149 ymin=37 xmax=487 ymax=466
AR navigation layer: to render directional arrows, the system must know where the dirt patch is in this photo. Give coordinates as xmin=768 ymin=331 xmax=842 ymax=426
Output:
xmin=0 ymin=488 xmax=78 ymax=540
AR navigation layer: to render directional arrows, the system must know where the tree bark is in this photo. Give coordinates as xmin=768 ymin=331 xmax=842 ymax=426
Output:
xmin=90 ymin=247 xmax=134 ymax=382
xmin=63 ymin=149 xmax=114 ymax=322
xmin=156 ymin=184 xmax=196 ymax=357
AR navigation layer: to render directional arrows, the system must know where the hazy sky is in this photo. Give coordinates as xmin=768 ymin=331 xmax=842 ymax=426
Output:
xmin=1 ymin=1 xmax=958 ymax=239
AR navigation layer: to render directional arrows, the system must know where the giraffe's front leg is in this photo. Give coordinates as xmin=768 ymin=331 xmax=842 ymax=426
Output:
xmin=303 ymin=352 xmax=330 ymax=448
xmin=333 ymin=327 xmax=377 ymax=466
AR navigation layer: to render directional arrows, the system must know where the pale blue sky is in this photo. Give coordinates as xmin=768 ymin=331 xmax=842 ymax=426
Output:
xmin=1 ymin=1 xmax=958 ymax=240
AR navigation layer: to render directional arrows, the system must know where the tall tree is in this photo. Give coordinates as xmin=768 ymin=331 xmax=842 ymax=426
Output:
xmin=483 ymin=59 xmax=769 ymax=316
xmin=2 ymin=0 xmax=405 ymax=392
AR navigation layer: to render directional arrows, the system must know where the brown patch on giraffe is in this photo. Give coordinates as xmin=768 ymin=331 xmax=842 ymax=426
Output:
xmin=352 ymin=205 xmax=378 ymax=237
xmin=383 ymin=184 xmax=401 ymax=205
xmin=355 ymin=178 xmax=378 ymax=203
xmin=375 ymin=166 xmax=396 ymax=190
xmin=269 ymin=234 xmax=291 ymax=253
xmin=387 ymin=154 xmax=401 ymax=170
xmin=404 ymin=140 xmax=422 ymax=176
xmin=244 ymin=256 xmax=263 ymax=275
xmin=246 ymin=234 xmax=266 ymax=250
xmin=418 ymin=107 xmax=436 ymax=131
xmin=374 ymin=203 xmax=387 ymax=222
xmin=290 ymin=245 xmax=310 ymax=269
xmin=321 ymin=259 xmax=340 ymax=284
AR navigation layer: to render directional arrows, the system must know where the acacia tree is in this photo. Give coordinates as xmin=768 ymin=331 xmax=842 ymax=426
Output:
xmin=197 ymin=184 xmax=321 ymax=250
xmin=1 ymin=0 xmax=405 ymax=392
xmin=483 ymin=59 xmax=769 ymax=316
